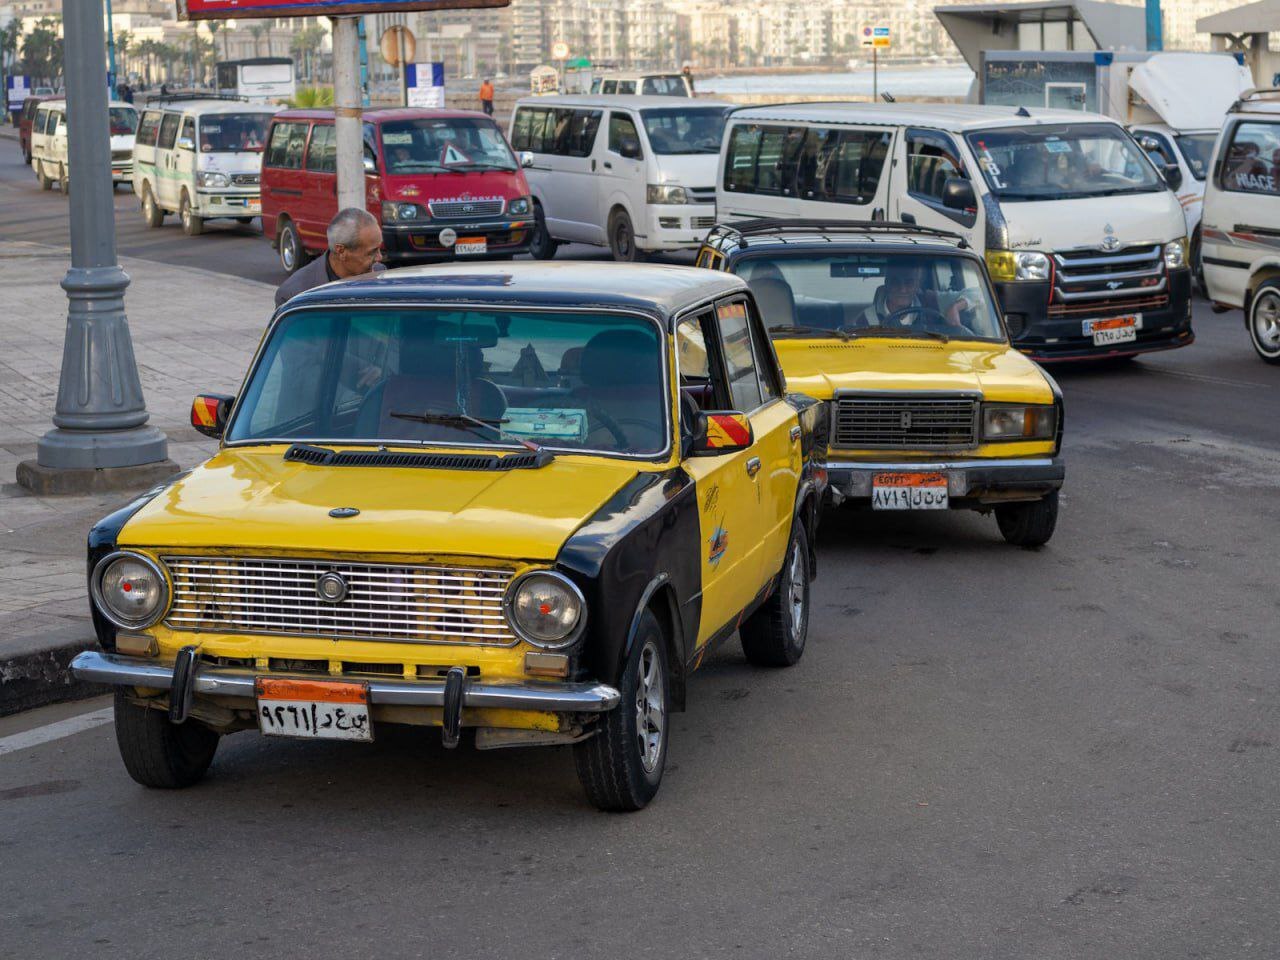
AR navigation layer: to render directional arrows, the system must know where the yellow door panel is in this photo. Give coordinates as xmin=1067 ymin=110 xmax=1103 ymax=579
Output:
xmin=749 ymin=399 xmax=801 ymax=581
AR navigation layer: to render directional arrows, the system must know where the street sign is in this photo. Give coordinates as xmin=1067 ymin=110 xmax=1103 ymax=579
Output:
xmin=380 ymin=25 xmax=416 ymax=67
xmin=5 ymin=75 xmax=31 ymax=109
xmin=178 ymin=0 xmax=509 ymax=21
xmin=873 ymin=25 xmax=891 ymax=49
xmin=550 ymin=40 xmax=570 ymax=61
xmin=405 ymin=62 xmax=445 ymax=108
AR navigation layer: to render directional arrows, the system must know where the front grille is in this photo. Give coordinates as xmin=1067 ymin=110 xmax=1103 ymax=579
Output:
xmin=833 ymin=395 xmax=978 ymax=450
xmin=1052 ymin=245 xmax=1166 ymax=309
xmin=691 ymin=215 xmax=716 ymax=230
xmin=231 ymin=173 xmax=259 ymax=187
xmin=163 ymin=556 xmax=517 ymax=646
xmin=428 ymin=199 xmax=504 ymax=219
xmin=688 ymin=186 xmax=716 ymax=204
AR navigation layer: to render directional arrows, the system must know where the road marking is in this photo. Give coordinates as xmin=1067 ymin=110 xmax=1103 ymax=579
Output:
xmin=1145 ymin=367 xmax=1271 ymax=390
xmin=0 ymin=707 xmax=113 ymax=759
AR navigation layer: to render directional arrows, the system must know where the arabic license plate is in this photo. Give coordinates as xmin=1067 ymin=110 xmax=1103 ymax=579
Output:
xmin=247 ymin=199 xmax=261 ymax=211
xmin=1084 ymin=314 xmax=1140 ymax=346
xmin=871 ymin=472 xmax=949 ymax=510
xmin=455 ymin=237 xmax=487 ymax=255
xmin=255 ymin=677 xmax=372 ymax=742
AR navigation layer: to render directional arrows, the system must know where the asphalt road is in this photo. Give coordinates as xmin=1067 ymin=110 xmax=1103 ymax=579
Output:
xmin=2 ymin=139 xmax=1279 ymax=958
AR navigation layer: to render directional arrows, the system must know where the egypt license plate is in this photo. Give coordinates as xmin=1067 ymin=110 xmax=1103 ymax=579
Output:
xmin=456 ymin=237 xmax=487 ymax=255
xmin=255 ymin=677 xmax=372 ymax=742
xmin=871 ymin=472 xmax=949 ymax=510
xmin=1085 ymin=314 xmax=1140 ymax=346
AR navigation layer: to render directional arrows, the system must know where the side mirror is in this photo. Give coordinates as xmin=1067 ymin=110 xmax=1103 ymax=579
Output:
xmin=941 ymin=177 xmax=976 ymax=212
xmin=176 ymin=136 xmax=194 ymax=151
xmin=362 ymin=155 xmax=377 ymax=174
xmin=691 ymin=411 xmax=753 ymax=456
xmin=619 ymin=136 xmax=642 ymax=160
xmin=191 ymin=393 xmax=234 ymax=439
xmin=1162 ymin=162 xmax=1183 ymax=191
xmin=519 ymin=150 xmax=534 ymax=168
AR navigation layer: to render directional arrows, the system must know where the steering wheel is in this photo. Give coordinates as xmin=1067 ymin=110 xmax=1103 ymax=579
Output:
xmin=584 ymin=401 xmax=630 ymax=449
xmin=885 ymin=305 xmax=952 ymax=328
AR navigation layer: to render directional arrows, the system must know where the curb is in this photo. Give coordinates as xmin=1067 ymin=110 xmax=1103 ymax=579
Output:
xmin=0 ymin=628 xmax=107 ymax=718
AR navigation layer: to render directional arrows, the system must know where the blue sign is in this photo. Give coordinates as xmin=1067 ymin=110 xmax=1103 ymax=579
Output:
xmin=6 ymin=75 xmax=32 ymax=109
xmin=405 ymin=62 xmax=445 ymax=108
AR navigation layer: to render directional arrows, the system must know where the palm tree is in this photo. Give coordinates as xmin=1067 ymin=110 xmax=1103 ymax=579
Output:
xmin=248 ymin=24 xmax=267 ymax=58
xmin=289 ymin=23 xmax=325 ymax=82
xmin=136 ymin=38 xmax=162 ymax=86
xmin=116 ymin=29 xmax=134 ymax=79
xmin=21 ymin=17 xmax=63 ymax=86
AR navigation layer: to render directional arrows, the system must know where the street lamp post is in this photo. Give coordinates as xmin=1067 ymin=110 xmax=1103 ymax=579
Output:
xmin=16 ymin=0 xmax=176 ymax=495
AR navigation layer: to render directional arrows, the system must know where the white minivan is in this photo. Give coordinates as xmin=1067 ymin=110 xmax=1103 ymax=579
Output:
xmin=30 ymin=98 xmax=138 ymax=193
xmin=510 ymin=94 xmax=731 ymax=261
xmin=132 ymin=99 xmax=280 ymax=236
xmin=718 ymin=103 xmax=1194 ymax=362
xmin=1200 ymin=90 xmax=1280 ymax=363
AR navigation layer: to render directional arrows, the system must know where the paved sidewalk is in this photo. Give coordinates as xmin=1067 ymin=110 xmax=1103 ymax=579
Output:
xmin=0 ymin=240 xmax=273 ymax=713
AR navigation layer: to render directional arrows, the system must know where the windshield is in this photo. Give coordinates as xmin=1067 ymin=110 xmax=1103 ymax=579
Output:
xmin=199 ymin=113 xmax=270 ymax=153
xmin=228 ymin=307 xmax=668 ymax=456
xmin=1174 ymin=132 xmax=1217 ymax=181
xmin=965 ymin=123 xmax=1164 ymax=200
xmin=737 ymin=252 xmax=1005 ymax=342
xmin=642 ymin=76 xmax=688 ymax=96
xmin=641 ymin=108 xmax=726 ymax=154
xmin=381 ymin=117 xmax=516 ymax=173
xmin=109 ymin=107 xmax=137 ymax=136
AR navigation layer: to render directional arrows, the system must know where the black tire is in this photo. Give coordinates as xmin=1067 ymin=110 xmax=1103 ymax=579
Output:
xmin=996 ymin=490 xmax=1059 ymax=547
xmin=236 ymin=216 xmax=253 ymax=225
xmin=528 ymin=202 xmax=558 ymax=260
xmin=58 ymin=164 xmax=68 ymax=195
xmin=142 ymin=185 xmax=164 ymax=227
xmin=113 ymin=691 xmax=219 ymax=789
xmin=740 ymin=521 xmax=810 ymax=667
xmin=1191 ymin=227 xmax=1205 ymax=295
xmin=1247 ymin=281 xmax=1280 ymax=364
xmin=574 ymin=609 xmax=669 ymax=812
xmin=180 ymin=191 xmax=203 ymax=236
xmin=278 ymin=218 xmax=309 ymax=274
xmin=608 ymin=208 xmax=645 ymax=263
xmin=36 ymin=160 xmax=52 ymax=191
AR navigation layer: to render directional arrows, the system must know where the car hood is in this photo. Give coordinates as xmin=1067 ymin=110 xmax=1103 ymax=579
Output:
xmin=776 ymin=338 xmax=1054 ymax=403
xmin=118 ymin=446 xmax=642 ymax=561
xmin=1000 ymin=190 xmax=1186 ymax=250
xmin=650 ymin=152 xmax=719 ymax=189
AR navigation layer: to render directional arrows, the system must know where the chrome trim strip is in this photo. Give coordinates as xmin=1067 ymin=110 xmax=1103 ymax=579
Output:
xmin=1057 ymin=266 xmax=1163 ymax=284
xmin=1056 ymin=277 xmax=1167 ymax=301
xmin=1052 ymin=248 xmax=1160 ymax=267
xmin=71 ymin=651 xmax=621 ymax=712
xmin=823 ymin=458 xmax=1057 ymax=471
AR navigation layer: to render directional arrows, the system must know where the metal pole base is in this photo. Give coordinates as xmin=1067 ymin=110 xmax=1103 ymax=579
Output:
xmin=16 ymin=454 xmax=179 ymax=496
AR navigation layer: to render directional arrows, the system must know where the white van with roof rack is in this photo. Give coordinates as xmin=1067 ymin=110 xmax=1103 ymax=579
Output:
xmin=717 ymin=102 xmax=1193 ymax=362
xmin=1200 ymin=88 xmax=1280 ymax=363
xmin=589 ymin=72 xmax=692 ymax=97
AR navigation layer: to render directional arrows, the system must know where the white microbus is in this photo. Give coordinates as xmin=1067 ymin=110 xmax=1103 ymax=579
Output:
xmin=718 ymin=103 xmax=1193 ymax=362
xmin=30 ymin=98 xmax=137 ymax=192
xmin=214 ymin=58 xmax=296 ymax=105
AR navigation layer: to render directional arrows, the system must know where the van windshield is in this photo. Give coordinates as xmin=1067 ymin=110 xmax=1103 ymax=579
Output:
xmin=109 ymin=107 xmax=137 ymax=136
xmin=736 ymin=251 xmax=1005 ymax=343
xmin=965 ymin=123 xmax=1164 ymax=201
xmin=1174 ymin=132 xmax=1217 ymax=181
xmin=641 ymin=107 xmax=727 ymax=154
xmin=199 ymin=113 xmax=270 ymax=152
xmin=381 ymin=117 xmax=516 ymax=173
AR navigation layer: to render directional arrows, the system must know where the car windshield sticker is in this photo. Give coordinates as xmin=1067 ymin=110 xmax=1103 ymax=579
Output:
xmin=383 ymin=131 xmax=412 ymax=145
xmin=974 ymin=139 xmax=1006 ymax=190
xmin=502 ymin=408 xmax=587 ymax=442
xmin=1044 ymin=139 xmax=1071 ymax=154
xmin=441 ymin=142 xmax=472 ymax=165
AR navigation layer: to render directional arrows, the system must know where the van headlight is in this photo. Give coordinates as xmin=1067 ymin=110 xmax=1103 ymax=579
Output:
xmin=381 ymin=201 xmax=428 ymax=223
xmin=1164 ymin=238 xmax=1188 ymax=269
xmin=91 ymin=551 xmax=170 ymax=630
xmin=504 ymin=571 xmax=585 ymax=648
xmin=985 ymin=250 xmax=1051 ymax=282
xmin=507 ymin=195 xmax=531 ymax=216
xmin=196 ymin=171 xmax=229 ymax=188
xmin=647 ymin=184 xmax=689 ymax=204
xmin=982 ymin=403 xmax=1056 ymax=441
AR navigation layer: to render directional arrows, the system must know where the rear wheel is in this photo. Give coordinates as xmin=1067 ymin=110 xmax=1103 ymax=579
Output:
xmin=528 ymin=202 xmax=559 ymax=260
xmin=608 ymin=208 xmax=645 ymax=263
xmin=180 ymin=191 xmax=203 ymax=236
xmin=1248 ymin=282 xmax=1280 ymax=364
xmin=142 ymin=185 xmax=164 ymax=227
xmin=574 ymin=609 xmax=668 ymax=811
xmin=36 ymin=160 xmax=52 ymax=191
xmin=1191 ymin=226 xmax=1205 ymax=294
xmin=740 ymin=522 xmax=810 ymax=667
xmin=278 ymin=218 xmax=309 ymax=274
xmin=996 ymin=491 xmax=1059 ymax=548
xmin=113 ymin=691 xmax=219 ymax=789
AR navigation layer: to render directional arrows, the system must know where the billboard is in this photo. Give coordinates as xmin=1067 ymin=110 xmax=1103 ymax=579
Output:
xmin=179 ymin=0 xmax=508 ymax=21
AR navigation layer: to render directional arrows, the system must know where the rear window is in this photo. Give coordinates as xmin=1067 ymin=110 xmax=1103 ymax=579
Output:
xmin=724 ymin=123 xmax=890 ymax=204
xmin=1219 ymin=120 xmax=1280 ymax=195
xmin=642 ymin=76 xmax=687 ymax=97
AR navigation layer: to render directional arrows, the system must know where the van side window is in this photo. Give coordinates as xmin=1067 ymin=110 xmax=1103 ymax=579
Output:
xmin=305 ymin=124 xmax=336 ymax=173
xmin=136 ymin=111 xmax=162 ymax=147
xmin=557 ymin=109 xmax=601 ymax=156
xmin=602 ymin=81 xmax=617 ymax=94
xmin=1219 ymin=121 xmax=1280 ymax=195
xmin=157 ymin=113 xmax=180 ymax=149
xmin=905 ymin=128 xmax=968 ymax=204
xmin=618 ymin=81 xmax=637 ymax=94
xmin=513 ymin=107 xmax=552 ymax=153
xmin=608 ymin=112 xmax=642 ymax=156
xmin=265 ymin=122 xmax=308 ymax=169
xmin=33 ymin=108 xmax=47 ymax=133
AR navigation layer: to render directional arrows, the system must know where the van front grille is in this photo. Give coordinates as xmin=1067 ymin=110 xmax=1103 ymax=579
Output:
xmin=429 ymin=199 xmax=504 ymax=219
xmin=1052 ymin=245 xmax=1166 ymax=309
xmin=833 ymin=395 xmax=978 ymax=450
xmin=163 ymin=556 xmax=517 ymax=646
xmin=231 ymin=173 xmax=260 ymax=186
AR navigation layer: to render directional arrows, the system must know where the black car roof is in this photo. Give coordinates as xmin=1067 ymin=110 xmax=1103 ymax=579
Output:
xmin=283 ymin=261 xmax=749 ymax=323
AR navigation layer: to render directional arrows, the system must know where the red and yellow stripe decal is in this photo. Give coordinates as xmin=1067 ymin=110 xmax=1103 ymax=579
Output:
xmin=704 ymin=413 xmax=751 ymax=448
xmin=190 ymin=395 xmax=220 ymax=430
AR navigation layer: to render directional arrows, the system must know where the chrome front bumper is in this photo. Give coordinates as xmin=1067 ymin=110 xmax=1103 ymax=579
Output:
xmin=71 ymin=650 xmax=620 ymax=713
xmin=825 ymin=457 xmax=1064 ymax=503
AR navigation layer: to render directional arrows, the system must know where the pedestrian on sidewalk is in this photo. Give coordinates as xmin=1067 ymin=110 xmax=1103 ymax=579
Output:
xmin=275 ymin=208 xmax=386 ymax=308
xmin=479 ymin=78 xmax=495 ymax=116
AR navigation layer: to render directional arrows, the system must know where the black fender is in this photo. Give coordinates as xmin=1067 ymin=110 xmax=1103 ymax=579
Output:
xmin=784 ymin=391 xmax=829 ymax=576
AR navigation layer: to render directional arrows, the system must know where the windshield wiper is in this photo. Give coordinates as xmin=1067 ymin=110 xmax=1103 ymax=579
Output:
xmin=447 ymin=161 xmax=516 ymax=172
xmin=769 ymin=323 xmax=854 ymax=341
xmin=388 ymin=408 xmax=554 ymax=462
xmin=846 ymin=324 xmax=949 ymax=343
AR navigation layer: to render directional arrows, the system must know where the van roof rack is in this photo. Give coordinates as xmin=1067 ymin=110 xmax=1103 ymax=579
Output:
xmin=1232 ymin=88 xmax=1280 ymax=111
xmin=145 ymin=93 xmax=250 ymax=105
xmin=705 ymin=218 xmax=968 ymax=250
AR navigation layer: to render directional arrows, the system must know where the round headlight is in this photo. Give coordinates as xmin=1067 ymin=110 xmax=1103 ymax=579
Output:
xmin=505 ymin=571 xmax=585 ymax=648
xmin=396 ymin=202 xmax=420 ymax=221
xmin=508 ymin=196 xmax=531 ymax=216
xmin=91 ymin=551 xmax=169 ymax=630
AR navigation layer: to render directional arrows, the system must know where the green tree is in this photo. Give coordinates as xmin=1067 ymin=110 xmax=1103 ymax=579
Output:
xmin=289 ymin=22 xmax=325 ymax=82
xmin=205 ymin=20 xmax=230 ymax=63
xmin=20 ymin=17 xmax=63 ymax=86
xmin=136 ymin=37 xmax=162 ymax=85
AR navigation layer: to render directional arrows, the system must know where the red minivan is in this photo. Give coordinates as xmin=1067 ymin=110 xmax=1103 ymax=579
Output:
xmin=261 ymin=107 xmax=534 ymax=272
xmin=18 ymin=95 xmax=52 ymax=165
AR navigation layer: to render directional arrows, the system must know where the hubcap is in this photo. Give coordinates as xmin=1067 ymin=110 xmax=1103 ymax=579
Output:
xmin=282 ymin=230 xmax=295 ymax=270
xmin=788 ymin=544 xmax=806 ymax=640
xmin=1254 ymin=293 xmax=1280 ymax=353
xmin=634 ymin=640 xmax=664 ymax=774
xmin=616 ymin=222 xmax=632 ymax=258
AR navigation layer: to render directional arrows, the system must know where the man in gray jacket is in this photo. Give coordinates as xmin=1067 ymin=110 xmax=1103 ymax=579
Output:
xmin=275 ymin=207 xmax=385 ymax=308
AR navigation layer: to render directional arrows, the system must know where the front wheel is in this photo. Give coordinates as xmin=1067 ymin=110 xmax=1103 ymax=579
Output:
xmin=36 ymin=160 xmax=52 ymax=191
xmin=1191 ymin=227 xmax=1205 ymax=295
xmin=1248 ymin=282 xmax=1280 ymax=364
xmin=528 ymin=203 xmax=558 ymax=260
xmin=996 ymin=490 xmax=1059 ymax=548
xmin=574 ymin=609 xmax=668 ymax=812
xmin=608 ymin=208 xmax=645 ymax=263
xmin=740 ymin=521 xmax=810 ymax=667
xmin=180 ymin=191 xmax=203 ymax=237
xmin=113 ymin=691 xmax=219 ymax=789
xmin=142 ymin=185 xmax=164 ymax=227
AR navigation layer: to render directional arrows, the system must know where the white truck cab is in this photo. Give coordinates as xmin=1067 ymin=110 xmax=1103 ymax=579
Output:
xmin=132 ymin=98 xmax=280 ymax=236
xmin=30 ymin=98 xmax=137 ymax=192
xmin=718 ymin=102 xmax=1193 ymax=362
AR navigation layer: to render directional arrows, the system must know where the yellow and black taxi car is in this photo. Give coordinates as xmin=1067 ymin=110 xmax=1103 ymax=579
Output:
xmin=72 ymin=262 xmax=827 ymax=811
xmin=697 ymin=220 xmax=1065 ymax=546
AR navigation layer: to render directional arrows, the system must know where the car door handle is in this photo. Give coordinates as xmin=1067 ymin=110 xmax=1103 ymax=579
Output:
xmin=789 ymin=426 xmax=802 ymax=442
xmin=745 ymin=456 xmax=762 ymax=477
xmin=900 ymin=212 xmax=917 ymax=225
xmin=603 ymin=161 xmax=612 ymax=170
xmin=591 ymin=159 xmax=596 ymax=171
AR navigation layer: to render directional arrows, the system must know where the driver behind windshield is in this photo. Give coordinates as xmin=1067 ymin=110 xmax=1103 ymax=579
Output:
xmin=855 ymin=262 xmax=970 ymax=331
